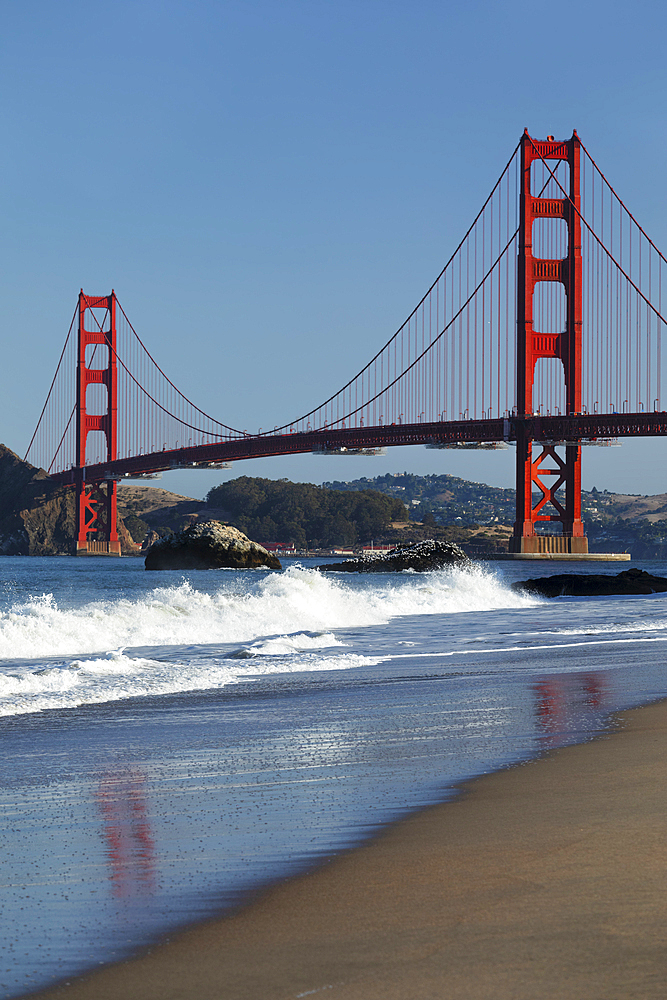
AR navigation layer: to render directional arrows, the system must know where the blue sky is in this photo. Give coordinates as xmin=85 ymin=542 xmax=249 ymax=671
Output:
xmin=2 ymin=0 xmax=667 ymax=498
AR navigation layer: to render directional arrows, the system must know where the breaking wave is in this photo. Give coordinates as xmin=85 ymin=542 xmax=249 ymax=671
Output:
xmin=0 ymin=564 xmax=536 ymax=716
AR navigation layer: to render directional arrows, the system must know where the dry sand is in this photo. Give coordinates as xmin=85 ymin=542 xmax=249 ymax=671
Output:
xmin=26 ymin=699 xmax=667 ymax=1000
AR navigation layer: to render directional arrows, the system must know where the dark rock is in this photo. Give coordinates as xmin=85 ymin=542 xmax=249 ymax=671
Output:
xmin=512 ymin=567 xmax=667 ymax=598
xmin=319 ymin=539 xmax=469 ymax=573
xmin=145 ymin=520 xmax=282 ymax=570
xmin=141 ymin=529 xmax=163 ymax=551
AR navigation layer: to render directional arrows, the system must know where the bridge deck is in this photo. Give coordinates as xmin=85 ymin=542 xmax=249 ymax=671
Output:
xmin=49 ymin=412 xmax=667 ymax=485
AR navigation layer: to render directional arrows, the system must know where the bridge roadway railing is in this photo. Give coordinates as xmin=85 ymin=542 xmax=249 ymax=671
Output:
xmin=47 ymin=411 xmax=667 ymax=486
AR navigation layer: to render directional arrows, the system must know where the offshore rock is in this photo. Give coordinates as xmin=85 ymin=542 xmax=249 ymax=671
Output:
xmin=320 ymin=539 xmax=470 ymax=573
xmin=144 ymin=521 xmax=282 ymax=571
xmin=513 ymin=567 xmax=667 ymax=598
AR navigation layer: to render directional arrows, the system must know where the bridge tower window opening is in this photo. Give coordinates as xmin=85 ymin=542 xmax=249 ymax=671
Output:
xmin=532 ymin=218 xmax=568 ymax=261
xmin=85 ymin=307 xmax=111 ymax=334
xmin=85 ymin=383 xmax=108 ymax=417
xmin=532 ymin=280 xmax=567 ymax=335
xmin=85 ymin=430 xmax=107 ymax=466
xmin=530 ymin=158 xmax=570 ymax=200
xmin=85 ymin=343 xmax=109 ymax=370
xmin=533 ymin=357 xmax=565 ymax=420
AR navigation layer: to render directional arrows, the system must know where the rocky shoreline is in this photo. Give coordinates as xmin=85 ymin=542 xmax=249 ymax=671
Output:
xmin=319 ymin=539 xmax=469 ymax=573
xmin=513 ymin=567 xmax=667 ymax=597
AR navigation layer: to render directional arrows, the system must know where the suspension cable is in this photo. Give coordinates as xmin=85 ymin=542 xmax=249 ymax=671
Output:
xmin=24 ymin=304 xmax=78 ymax=461
xmin=267 ymin=139 xmax=523 ymax=435
xmin=319 ymin=227 xmax=520 ymax=427
xmin=115 ymin=299 xmax=242 ymax=435
xmin=577 ymin=137 xmax=667 ymax=268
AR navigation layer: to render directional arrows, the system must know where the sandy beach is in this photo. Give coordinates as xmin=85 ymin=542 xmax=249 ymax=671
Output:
xmin=23 ymin=697 xmax=667 ymax=1000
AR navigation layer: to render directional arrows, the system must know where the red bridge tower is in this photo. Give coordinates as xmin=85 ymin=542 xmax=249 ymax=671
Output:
xmin=75 ymin=291 xmax=121 ymax=556
xmin=510 ymin=130 xmax=587 ymax=555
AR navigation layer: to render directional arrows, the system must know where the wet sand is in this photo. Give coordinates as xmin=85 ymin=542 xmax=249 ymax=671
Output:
xmin=26 ymin=699 xmax=667 ymax=1000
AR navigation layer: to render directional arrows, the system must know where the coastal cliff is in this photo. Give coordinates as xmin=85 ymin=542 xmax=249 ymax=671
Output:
xmin=0 ymin=444 xmax=136 ymax=555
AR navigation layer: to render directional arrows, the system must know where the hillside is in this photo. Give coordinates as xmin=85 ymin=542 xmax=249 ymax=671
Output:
xmin=323 ymin=473 xmax=667 ymax=557
xmin=119 ymin=473 xmax=667 ymax=558
xmin=324 ymin=473 xmax=667 ymax=527
xmin=118 ymin=479 xmax=410 ymax=549
xmin=324 ymin=472 xmax=516 ymax=525
xmin=118 ymin=476 xmax=512 ymax=553
xmin=118 ymin=478 xmax=514 ymax=554
xmin=0 ymin=445 xmax=138 ymax=555
xmin=116 ymin=485 xmax=205 ymax=543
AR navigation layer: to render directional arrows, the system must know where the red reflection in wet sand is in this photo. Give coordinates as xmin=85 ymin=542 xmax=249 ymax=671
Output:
xmin=96 ymin=772 xmax=155 ymax=898
xmin=534 ymin=674 xmax=606 ymax=745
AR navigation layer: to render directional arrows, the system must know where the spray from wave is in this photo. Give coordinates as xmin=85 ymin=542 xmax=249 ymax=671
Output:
xmin=0 ymin=565 xmax=535 ymax=660
xmin=0 ymin=564 xmax=536 ymax=716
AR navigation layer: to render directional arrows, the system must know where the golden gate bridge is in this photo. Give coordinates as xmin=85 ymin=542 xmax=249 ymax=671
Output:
xmin=25 ymin=130 xmax=667 ymax=555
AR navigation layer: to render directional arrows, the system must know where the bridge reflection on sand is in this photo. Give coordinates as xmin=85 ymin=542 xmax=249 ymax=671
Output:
xmin=96 ymin=772 xmax=155 ymax=900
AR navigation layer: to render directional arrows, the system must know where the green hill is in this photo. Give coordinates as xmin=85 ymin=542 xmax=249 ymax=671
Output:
xmin=205 ymin=476 xmax=407 ymax=547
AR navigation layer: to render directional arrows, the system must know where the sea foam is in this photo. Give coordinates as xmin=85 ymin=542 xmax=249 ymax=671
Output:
xmin=0 ymin=565 xmax=534 ymax=661
xmin=0 ymin=564 xmax=536 ymax=716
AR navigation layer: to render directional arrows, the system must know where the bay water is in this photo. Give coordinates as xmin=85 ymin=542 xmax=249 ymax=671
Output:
xmin=1 ymin=555 xmax=666 ymax=997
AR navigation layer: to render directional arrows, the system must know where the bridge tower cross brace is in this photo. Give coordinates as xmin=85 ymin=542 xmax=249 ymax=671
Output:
xmin=75 ymin=291 xmax=121 ymax=556
xmin=510 ymin=130 xmax=588 ymax=555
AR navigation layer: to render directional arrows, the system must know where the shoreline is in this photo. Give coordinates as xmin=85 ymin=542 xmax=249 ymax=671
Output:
xmin=23 ymin=697 xmax=667 ymax=1000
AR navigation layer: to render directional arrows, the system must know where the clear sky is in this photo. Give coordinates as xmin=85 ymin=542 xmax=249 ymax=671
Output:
xmin=2 ymin=0 xmax=667 ymax=499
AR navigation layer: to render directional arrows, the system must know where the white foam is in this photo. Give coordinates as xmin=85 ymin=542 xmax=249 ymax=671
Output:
xmin=0 ymin=649 xmax=380 ymax=717
xmin=0 ymin=565 xmax=535 ymax=662
xmin=0 ymin=564 xmax=536 ymax=716
xmin=547 ymin=617 xmax=667 ymax=637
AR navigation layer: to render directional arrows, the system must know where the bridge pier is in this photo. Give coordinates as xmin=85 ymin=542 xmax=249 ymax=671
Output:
xmin=509 ymin=534 xmax=588 ymax=556
xmin=76 ymin=541 xmax=122 ymax=556
xmin=75 ymin=477 xmax=121 ymax=556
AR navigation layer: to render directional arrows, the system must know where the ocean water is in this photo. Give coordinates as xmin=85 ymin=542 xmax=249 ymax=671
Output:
xmin=1 ymin=555 xmax=667 ymax=997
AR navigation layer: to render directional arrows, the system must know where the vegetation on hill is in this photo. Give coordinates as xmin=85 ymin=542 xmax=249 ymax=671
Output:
xmin=323 ymin=473 xmax=667 ymax=556
xmin=0 ymin=444 xmax=74 ymax=555
xmin=205 ymin=477 xmax=407 ymax=547
xmin=324 ymin=472 xmax=516 ymax=525
xmin=116 ymin=486 xmax=205 ymax=543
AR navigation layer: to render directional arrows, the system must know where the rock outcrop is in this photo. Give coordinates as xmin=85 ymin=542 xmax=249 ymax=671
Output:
xmin=144 ymin=521 xmax=282 ymax=570
xmin=513 ymin=567 xmax=667 ymax=598
xmin=319 ymin=539 xmax=470 ymax=573
xmin=0 ymin=444 xmax=66 ymax=554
